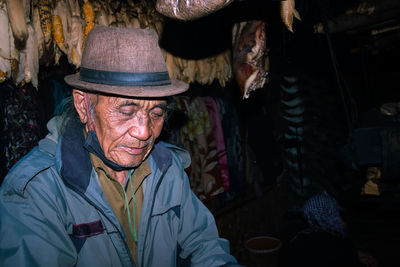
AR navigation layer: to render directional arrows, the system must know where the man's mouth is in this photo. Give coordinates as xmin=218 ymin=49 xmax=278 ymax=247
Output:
xmin=121 ymin=145 xmax=147 ymax=155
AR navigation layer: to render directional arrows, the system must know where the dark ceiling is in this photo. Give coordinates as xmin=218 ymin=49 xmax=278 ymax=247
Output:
xmin=159 ymin=0 xmax=399 ymax=109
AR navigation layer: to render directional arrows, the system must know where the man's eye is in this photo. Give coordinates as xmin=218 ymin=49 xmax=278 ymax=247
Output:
xmin=119 ymin=107 xmax=135 ymax=115
xmin=151 ymin=109 xmax=165 ymax=118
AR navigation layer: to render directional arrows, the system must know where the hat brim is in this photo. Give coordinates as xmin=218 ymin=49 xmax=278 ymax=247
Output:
xmin=64 ymin=73 xmax=189 ymax=97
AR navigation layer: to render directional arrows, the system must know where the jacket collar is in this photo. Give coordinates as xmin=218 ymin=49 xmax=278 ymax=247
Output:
xmin=58 ymin=117 xmax=92 ymax=193
xmin=57 ymin=117 xmax=173 ymax=193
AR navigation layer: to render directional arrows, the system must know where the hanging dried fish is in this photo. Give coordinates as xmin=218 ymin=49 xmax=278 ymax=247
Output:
xmin=173 ymin=56 xmax=185 ymax=76
xmin=120 ymin=3 xmax=133 ymax=27
xmin=13 ymin=51 xmax=25 ymax=86
xmin=104 ymin=2 xmax=116 ymax=26
xmin=232 ymin=20 xmax=268 ymax=99
xmin=96 ymin=5 xmax=110 ymax=26
xmin=3 ymin=0 xmax=236 ymax=88
xmin=131 ymin=17 xmax=141 ymax=28
xmin=280 ymin=0 xmax=301 ymax=33
xmin=162 ymin=49 xmax=180 ymax=81
xmin=222 ymin=49 xmax=232 ymax=86
xmin=163 ymin=50 xmax=173 ymax=77
xmin=22 ymin=0 xmax=31 ymax=21
xmin=214 ymin=49 xmax=232 ymax=87
xmin=8 ymin=14 xmax=19 ymax=79
xmin=196 ymin=59 xmax=209 ymax=85
xmin=6 ymin=0 xmax=28 ymax=49
xmin=24 ymin=23 xmax=39 ymax=88
xmin=215 ymin=52 xmax=225 ymax=87
xmin=64 ymin=0 xmax=82 ymax=67
xmin=153 ymin=20 xmax=163 ymax=35
xmin=0 ymin=63 xmax=8 ymax=82
xmin=32 ymin=6 xmax=45 ymax=60
xmin=68 ymin=0 xmax=79 ymax=16
xmin=0 ymin=58 xmax=10 ymax=82
xmin=183 ymin=59 xmax=197 ymax=84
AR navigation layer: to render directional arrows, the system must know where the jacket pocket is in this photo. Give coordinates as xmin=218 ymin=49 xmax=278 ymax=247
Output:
xmin=69 ymin=219 xmax=104 ymax=253
xmin=71 ymin=219 xmax=104 ymax=238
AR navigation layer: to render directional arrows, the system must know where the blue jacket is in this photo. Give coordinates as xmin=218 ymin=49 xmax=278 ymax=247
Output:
xmin=0 ymin=117 xmax=241 ymax=267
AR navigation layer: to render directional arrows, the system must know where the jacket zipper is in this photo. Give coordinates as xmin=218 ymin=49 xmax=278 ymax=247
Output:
xmin=139 ymin=167 xmax=167 ymax=267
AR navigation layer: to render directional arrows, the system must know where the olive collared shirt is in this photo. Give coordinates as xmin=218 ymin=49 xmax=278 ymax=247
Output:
xmin=90 ymin=153 xmax=151 ymax=265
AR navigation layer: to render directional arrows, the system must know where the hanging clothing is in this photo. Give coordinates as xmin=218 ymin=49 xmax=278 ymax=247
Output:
xmin=0 ymin=82 xmax=40 ymax=178
xmin=214 ymin=96 xmax=245 ymax=198
xmin=174 ymin=96 xmax=224 ymax=201
xmin=203 ymin=96 xmax=230 ymax=192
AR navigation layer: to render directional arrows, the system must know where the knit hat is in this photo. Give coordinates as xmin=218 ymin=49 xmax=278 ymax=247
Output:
xmin=301 ymin=190 xmax=345 ymax=236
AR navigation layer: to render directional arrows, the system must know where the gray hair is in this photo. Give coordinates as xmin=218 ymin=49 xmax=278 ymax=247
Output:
xmin=56 ymin=96 xmax=78 ymax=136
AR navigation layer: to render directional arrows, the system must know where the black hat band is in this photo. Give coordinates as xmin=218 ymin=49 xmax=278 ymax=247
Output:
xmin=79 ymin=67 xmax=172 ymax=86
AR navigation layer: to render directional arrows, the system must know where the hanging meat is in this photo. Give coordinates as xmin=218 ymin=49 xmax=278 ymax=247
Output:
xmin=280 ymin=0 xmax=301 ymax=32
xmin=232 ymin=20 xmax=269 ymax=99
xmin=155 ymin=0 xmax=234 ymax=21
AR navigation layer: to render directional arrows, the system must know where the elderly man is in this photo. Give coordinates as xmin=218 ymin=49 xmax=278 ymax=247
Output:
xmin=0 ymin=26 xmax=241 ymax=267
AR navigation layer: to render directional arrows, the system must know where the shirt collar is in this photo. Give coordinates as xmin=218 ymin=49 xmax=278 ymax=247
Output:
xmin=90 ymin=151 xmax=151 ymax=192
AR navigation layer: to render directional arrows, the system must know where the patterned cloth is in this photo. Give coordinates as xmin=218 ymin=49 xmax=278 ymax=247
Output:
xmin=214 ymin=96 xmax=245 ymax=199
xmin=174 ymin=96 xmax=224 ymax=201
xmin=301 ymin=191 xmax=345 ymax=237
xmin=203 ymin=96 xmax=230 ymax=191
xmin=1 ymin=82 xmax=40 ymax=176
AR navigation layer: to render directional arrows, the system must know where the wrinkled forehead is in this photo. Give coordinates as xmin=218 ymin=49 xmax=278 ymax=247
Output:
xmin=93 ymin=93 xmax=167 ymax=108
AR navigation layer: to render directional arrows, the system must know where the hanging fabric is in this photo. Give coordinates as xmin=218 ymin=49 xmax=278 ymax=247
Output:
xmin=1 ymin=82 xmax=40 ymax=180
xmin=214 ymin=96 xmax=245 ymax=199
xmin=203 ymin=96 xmax=230 ymax=192
xmin=174 ymin=96 xmax=224 ymax=201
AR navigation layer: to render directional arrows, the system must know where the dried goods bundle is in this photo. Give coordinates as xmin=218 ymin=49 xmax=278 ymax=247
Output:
xmin=280 ymin=0 xmax=301 ymax=32
xmin=232 ymin=20 xmax=269 ymax=99
xmin=2 ymin=0 xmax=234 ymax=89
xmin=156 ymin=0 xmax=233 ymax=21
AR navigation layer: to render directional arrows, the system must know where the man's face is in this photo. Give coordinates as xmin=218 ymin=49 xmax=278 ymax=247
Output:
xmin=90 ymin=94 xmax=166 ymax=168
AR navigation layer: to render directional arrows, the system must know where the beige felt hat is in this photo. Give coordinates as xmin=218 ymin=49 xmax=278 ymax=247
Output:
xmin=64 ymin=26 xmax=188 ymax=97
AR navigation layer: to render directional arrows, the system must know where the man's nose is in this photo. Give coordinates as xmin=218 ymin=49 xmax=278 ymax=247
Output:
xmin=128 ymin=114 xmax=151 ymax=141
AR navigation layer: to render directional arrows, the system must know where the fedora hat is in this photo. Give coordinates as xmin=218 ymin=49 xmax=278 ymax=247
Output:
xmin=65 ymin=26 xmax=188 ymax=97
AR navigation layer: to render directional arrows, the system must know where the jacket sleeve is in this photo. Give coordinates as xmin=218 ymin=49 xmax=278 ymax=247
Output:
xmin=0 ymin=172 xmax=77 ymax=267
xmin=176 ymin=167 xmax=243 ymax=267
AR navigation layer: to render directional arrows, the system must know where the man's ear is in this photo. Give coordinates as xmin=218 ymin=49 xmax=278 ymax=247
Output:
xmin=72 ymin=89 xmax=88 ymax=124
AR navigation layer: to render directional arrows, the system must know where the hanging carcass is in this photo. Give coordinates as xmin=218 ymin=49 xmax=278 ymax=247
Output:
xmin=232 ymin=20 xmax=269 ymax=99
